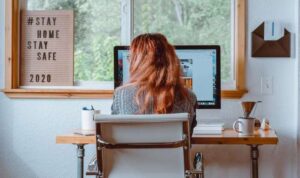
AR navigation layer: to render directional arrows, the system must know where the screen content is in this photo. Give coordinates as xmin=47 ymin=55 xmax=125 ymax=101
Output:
xmin=114 ymin=46 xmax=220 ymax=109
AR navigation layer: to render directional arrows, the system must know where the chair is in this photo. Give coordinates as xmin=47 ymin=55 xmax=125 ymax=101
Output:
xmin=92 ymin=113 xmax=203 ymax=178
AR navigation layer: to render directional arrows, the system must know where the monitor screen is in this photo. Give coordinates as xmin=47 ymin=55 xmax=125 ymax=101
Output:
xmin=114 ymin=45 xmax=221 ymax=109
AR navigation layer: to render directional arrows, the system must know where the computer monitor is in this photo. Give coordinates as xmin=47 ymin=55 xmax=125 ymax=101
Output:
xmin=114 ymin=45 xmax=221 ymax=109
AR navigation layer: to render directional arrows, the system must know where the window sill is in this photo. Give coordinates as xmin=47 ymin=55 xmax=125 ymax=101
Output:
xmin=221 ymin=89 xmax=248 ymax=99
xmin=1 ymin=89 xmax=114 ymax=99
xmin=2 ymin=88 xmax=247 ymax=99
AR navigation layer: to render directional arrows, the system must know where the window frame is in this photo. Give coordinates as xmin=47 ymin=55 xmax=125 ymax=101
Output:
xmin=2 ymin=0 xmax=247 ymax=99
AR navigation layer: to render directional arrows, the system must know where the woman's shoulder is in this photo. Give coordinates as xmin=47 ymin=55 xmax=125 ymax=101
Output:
xmin=112 ymin=84 xmax=139 ymax=114
xmin=114 ymin=84 xmax=138 ymax=97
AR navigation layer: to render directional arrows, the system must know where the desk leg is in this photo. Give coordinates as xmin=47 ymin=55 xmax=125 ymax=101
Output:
xmin=77 ymin=144 xmax=85 ymax=178
xmin=250 ymin=145 xmax=259 ymax=178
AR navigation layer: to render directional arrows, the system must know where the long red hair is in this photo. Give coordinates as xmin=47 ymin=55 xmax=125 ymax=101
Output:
xmin=128 ymin=33 xmax=189 ymax=114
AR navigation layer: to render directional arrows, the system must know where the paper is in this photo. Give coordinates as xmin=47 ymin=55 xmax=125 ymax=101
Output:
xmin=264 ymin=21 xmax=283 ymax=41
xmin=74 ymin=129 xmax=95 ymax=136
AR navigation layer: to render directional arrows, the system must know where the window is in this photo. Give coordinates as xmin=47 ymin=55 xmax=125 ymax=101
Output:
xmin=3 ymin=0 xmax=246 ymax=98
xmin=27 ymin=0 xmax=121 ymax=87
xmin=134 ymin=0 xmax=232 ymax=82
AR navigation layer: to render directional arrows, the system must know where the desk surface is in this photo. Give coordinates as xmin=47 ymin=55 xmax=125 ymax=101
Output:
xmin=191 ymin=129 xmax=278 ymax=145
xmin=56 ymin=129 xmax=278 ymax=145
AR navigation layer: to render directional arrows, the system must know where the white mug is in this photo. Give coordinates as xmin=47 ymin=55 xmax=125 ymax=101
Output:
xmin=233 ymin=117 xmax=256 ymax=136
xmin=81 ymin=110 xmax=100 ymax=130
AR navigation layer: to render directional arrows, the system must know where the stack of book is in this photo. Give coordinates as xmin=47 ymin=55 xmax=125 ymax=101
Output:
xmin=193 ymin=122 xmax=224 ymax=135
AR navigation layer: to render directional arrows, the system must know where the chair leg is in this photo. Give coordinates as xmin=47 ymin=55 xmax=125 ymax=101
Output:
xmin=193 ymin=152 xmax=204 ymax=178
xmin=86 ymin=154 xmax=102 ymax=177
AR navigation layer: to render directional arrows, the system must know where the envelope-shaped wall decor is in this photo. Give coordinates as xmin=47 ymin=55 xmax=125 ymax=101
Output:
xmin=252 ymin=22 xmax=291 ymax=57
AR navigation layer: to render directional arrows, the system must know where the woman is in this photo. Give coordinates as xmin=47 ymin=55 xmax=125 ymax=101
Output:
xmin=111 ymin=33 xmax=197 ymax=131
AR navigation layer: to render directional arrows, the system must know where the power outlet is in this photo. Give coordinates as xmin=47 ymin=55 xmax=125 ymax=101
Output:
xmin=261 ymin=77 xmax=273 ymax=95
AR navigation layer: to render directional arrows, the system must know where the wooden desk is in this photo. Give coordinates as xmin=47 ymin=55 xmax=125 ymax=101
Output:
xmin=192 ymin=129 xmax=278 ymax=145
xmin=56 ymin=129 xmax=278 ymax=178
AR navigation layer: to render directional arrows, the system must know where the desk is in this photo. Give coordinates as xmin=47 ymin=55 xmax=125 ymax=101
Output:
xmin=56 ymin=129 xmax=278 ymax=178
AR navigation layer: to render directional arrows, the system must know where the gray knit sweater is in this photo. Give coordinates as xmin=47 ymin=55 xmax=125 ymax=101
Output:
xmin=111 ymin=84 xmax=197 ymax=131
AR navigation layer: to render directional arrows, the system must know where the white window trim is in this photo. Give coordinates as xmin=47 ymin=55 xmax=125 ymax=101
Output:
xmin=121 ymin=0 xmax=134 ymax=45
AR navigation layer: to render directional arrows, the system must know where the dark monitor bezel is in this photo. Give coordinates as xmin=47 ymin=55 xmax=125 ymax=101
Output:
xmin=114 ymin=45 xmax=221 ymax=109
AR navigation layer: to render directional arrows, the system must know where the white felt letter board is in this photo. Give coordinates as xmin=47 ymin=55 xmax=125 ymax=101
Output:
xmin=21 ymin=10 xmax=74 ymax=86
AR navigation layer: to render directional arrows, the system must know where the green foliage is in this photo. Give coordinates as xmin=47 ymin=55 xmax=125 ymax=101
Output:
xmin=134 ymin=0 xmax=232 ymax=81
xmin=27 ymin=0 xmax=231 ymax=81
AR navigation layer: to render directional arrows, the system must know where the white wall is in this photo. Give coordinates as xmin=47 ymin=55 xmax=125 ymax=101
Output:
xmin=195 ymin=0 xmax=298 ymax=178
xmin=0 ymin=0 xmax=298 ymax=178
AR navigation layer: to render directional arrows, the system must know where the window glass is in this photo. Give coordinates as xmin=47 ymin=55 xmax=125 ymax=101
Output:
xmin=26 ymin=0 xmax=121 ymax=82
xmin=134 ymin=0 xmax=232 ymax=81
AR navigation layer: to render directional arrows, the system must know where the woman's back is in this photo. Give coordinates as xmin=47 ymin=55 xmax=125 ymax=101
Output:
xmin=111 ymin=84 xmax=197 ymax=130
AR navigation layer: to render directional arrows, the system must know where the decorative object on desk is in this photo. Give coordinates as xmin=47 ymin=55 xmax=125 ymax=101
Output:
xmin=193 ymin=120 xmax=224 ymax=135
xmin=20 ymin=10 xmax=74 ymax=86
xmin=252 ymin=21 xmax=291 ymax=57
xmin=254 ymin=119 xmax=261 ymax=130
xmin=81 ymin=105 xmax=100 ymax=131
xmin=261 ymin=118 xmax=271 ymax=130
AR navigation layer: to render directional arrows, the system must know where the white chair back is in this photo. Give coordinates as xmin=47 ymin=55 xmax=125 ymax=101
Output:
xmin=94 ymin=113 xmax=191 ymax=178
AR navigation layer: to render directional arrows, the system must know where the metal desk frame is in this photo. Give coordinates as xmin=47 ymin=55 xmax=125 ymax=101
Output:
xmin=56 ymin=129 xmax=278 ymax=178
